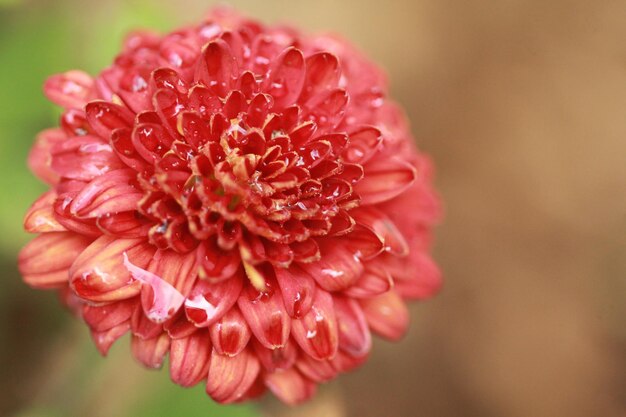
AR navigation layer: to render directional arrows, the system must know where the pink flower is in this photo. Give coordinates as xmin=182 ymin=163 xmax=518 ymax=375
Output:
xmin=19 ymin=8 xmax=441 ymax=405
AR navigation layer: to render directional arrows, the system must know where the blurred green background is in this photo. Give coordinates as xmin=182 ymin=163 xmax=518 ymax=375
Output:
xmin=1 ymin=1 xmax=625 ymax=417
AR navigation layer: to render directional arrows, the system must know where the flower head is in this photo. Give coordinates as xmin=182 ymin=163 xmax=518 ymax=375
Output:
xmin=19 ymin=8 xmax=441 ymax=405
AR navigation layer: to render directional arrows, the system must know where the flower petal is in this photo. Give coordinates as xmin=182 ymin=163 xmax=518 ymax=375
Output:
xmin=44 ymin=70 xmax=94 ymax=109
xmin=195 ymin=39 xmax=238 ymax=97
xmin=291 ymin=288 xmax=338 ymax=360
xmin=19 ymin=232 xmax=92 ymax=289
xmin=28 ymin=128 xmax=66 ymax=185
xmin=354 ymin=157 xmax=417 ymax=205
xmin=264 ymin=47 xmax=306 ymax=108
xmin=299 ymin=242 xmax=363 ymax=292
xmin=351 ymin=207 xmax=409 ymax=256
xmin=69 ymin=169 xmax=143 ymax=218
xmin=131 ymin=333 xmax=170 ymax=369
xmin=50 ymin=135 xmax=123 ymax=181
xmin=206 ymin=348 xmax=261 ymax=404
xmin=24 ymin=191 xmax=66 ymax=233
xmin=85 ymin=101 xmax=134 ymax=139
xmin=91 ymin=321 xmax=131 ymax=356
xmin=237 ymin=279 xmax=291 ymax=349
xmin=274 ymin=264 xmax=316 ymax=318
xmin=251 ymin=337 xmax=297 ymax=373
xmin=170 ymin=330 xmax=212 ymax=387
xmin=184 ymin=272 xmax=243 ymax=327
xmin=82 ymin=298 xmax=136 ymax=332
xmin=264 ymin=368 xmax=316 ymax=406
xmin=209 ymin=307 xmax=251 ymax=357
xmin=360 ymin=290 xmax=409 ymax=341
xmin=69 ymin=236 xmax=155 ymax=302
xmin=124 ymin=253 xmax=186 ymax=323
xmin=333 ymin=296 xmax=371 ymax=357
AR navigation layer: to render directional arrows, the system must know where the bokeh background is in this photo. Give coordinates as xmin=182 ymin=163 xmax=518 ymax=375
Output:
xmin=1 ymin=0 xmax=624 ymax=416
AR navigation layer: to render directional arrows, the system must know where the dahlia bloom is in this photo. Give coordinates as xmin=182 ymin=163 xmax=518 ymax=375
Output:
xmin=18 ymin=8 xmax=441 ymax=405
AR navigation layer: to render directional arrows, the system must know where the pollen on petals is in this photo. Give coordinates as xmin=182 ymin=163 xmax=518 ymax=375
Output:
xmin=19 ymin=6 xmax=441 ymax=406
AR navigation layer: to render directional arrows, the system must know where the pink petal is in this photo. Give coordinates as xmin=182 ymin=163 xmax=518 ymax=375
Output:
xmin=24 ymin=191 xmax=66 ymax=233
xmin=237 ymin=279 xmax=291 ymax=349
xmin=274 ymin=264 xmax=316 ymax=318
xmin=69 ymin=236 xmax=155 ymax=302
xmin=124 ymin=253 xmax=187 ymax=323
xmin=44 ymin=70 xmax=94 ymax=109
xmin=19 ymin=232 xmax=92 ymax=289
xmin=360 ymin=290 xmax=409 ymax=341
xmin=206 ymin=348 xmax=261 ymax=404
xmin=354 ymin=157 xmax=417 ymax=205
xmin=164 ymin=311 xmax=198 ymax=340
xmin=170 ymin=330 xmax=212 ymax=387
xmin=131 ymin=333 xmax=170 ymax=369
xmin=291 ymin=288 xmax=338 ymax=360
xmin=263 ymin=368 xmax=316 ymax=406
xmin=184 ymin=273 xmax=243 ymax=327
xmin=209 ymin=307 xmax=251 ymax=357
xmin=131 ymin=303 xmax=164 ymax=339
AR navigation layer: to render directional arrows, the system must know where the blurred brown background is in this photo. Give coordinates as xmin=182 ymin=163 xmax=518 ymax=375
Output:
xmin=1 ymin=1 xmax=624 ymax=416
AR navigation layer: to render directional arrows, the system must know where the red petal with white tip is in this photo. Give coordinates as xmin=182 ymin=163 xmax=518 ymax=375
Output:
xmin=206 ymin=348 xmax=261 ymax=404
xmin=131 ymin=333 xmax=170 ymax=369
xmin=44 ymin=70 xmax=94 ymax=109
xmin=19 ymin=232 xmax=92 ymax=289
xmin=184 ymin=273 xmax=243 ymax=327
xmin=291 ymin=289 xmax=338 ymax=360
xmin=69 ymin=236 xmax=155 ymax=302
xmin=170 ymin=330 xmax=212 ymax=387
xmin=238 ymin=279 xmax=291 ymax=349
xmin=360 ymin=290 xmax=409 ymax=341
xmin=264 ymin=368 xmax=316 ymax=405
xmin=209 ymin=307 xmax=251 ymax=357
xmin=355 ymin=157 xmax=417 ymax=205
